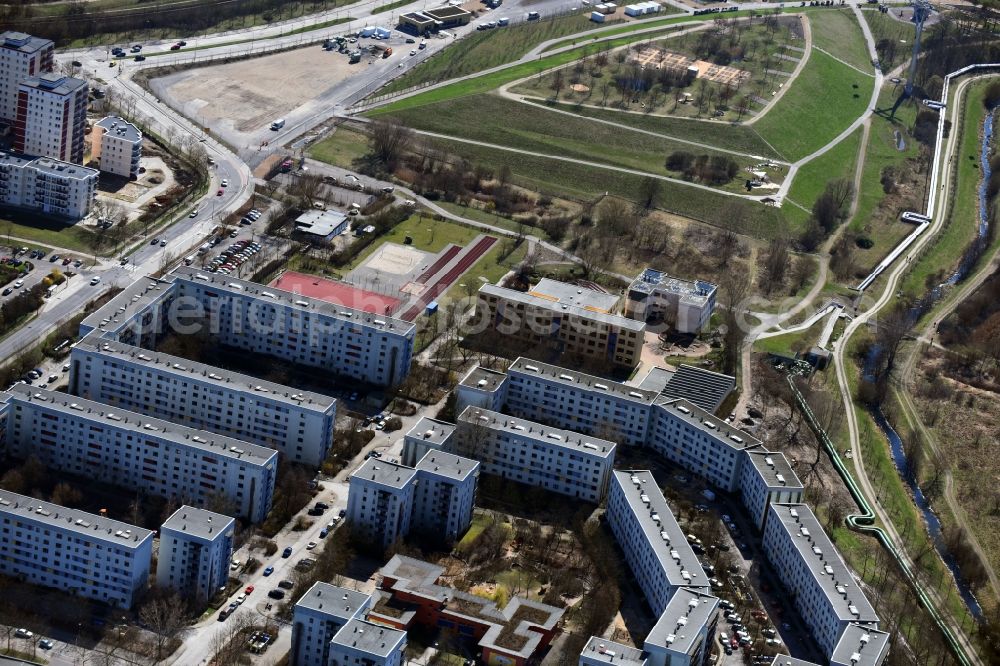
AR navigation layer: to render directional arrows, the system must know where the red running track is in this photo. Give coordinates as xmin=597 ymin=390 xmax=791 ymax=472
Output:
xmin=401 ymin=236 xmax=497 ymax=320
xmin=414 ymin=244 xmax=462 ymax=284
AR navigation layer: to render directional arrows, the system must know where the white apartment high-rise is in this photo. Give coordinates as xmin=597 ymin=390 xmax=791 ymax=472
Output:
xmin=0 ymin=151 xmax=97 ymax=219
xmin=401 ymin=417 xmax=455 ymax=467
xmin=347 ymin=458 xmax=417 ymax=550
xmin=739 ymin=449 xmax=803 ymax=531
xmin=453 ymin=406 xmax=616 ymax=503
xmin=412 ymin=452 xmax=478 ymax=544
xmin=643 ymin=588 xmax=719 ymax=666
xmin=0 ymin=32 xmax=53 ymax=124
xmin=15 ymin=73 xmax=88 ymax=164
xmin=71 ymin=333 xmax=338 ymax=467
xmin=328 ymin=619 xmax=407 ymax=666
xmin=2 ymin=386 xmax=278 ymax=523
xmin=0 ymin=489 xmax=153 ymax=609
xmin=157 ymin=506 xmax=235 ymax=602
xmin=92 ymin=116 xmax=142 ymax=179
xmin=291 ymin=583 xmax=372 ymax=666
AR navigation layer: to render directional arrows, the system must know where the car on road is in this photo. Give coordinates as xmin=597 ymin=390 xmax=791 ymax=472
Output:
xmin=120 ymin=257 xmax=129 ymax=265
xmin=306 ymin=542 xmax=317 ymax=550
xmin=319 ymin=527 xmax=329 ymax=538
xmin=268 ymin=589 xmax=285 ymax=600
xmin=14 ymin=629 xmax=32 ymax=639
xmin=263 ymin=566 xmax=274 ymax=576
xmin=217 ymin=188 xmax=224 ymax=196
xmin=90 ymin=276 xmax=101 ymax=285
xmin=189 ymin=209 xmax=199 ymax=218
xmin=13 ymin=280 xmax=23 ymax=288
xmin=235 ymin=594 xmax=246 ymax=604
xmin=221 ymin=178 xmax=229 ymax=187
xmin=410 ymin=50 xmax=416 ymax=56
xmin=159 ymin=240 xmax=167 ymax=247
xmin=134 ymin=55 xmax=146 ymax=61
xmin=282 ymin=546 xmax=292 ymax=558
xmin=277 ymin=579 xmax=294 ymax=590
xmin=38 ymin=639 xmax=54 ymax=650
xmin=71 ymin=60 xmax=82 ymax=66
xmin=151 ymin=238 xmax=160 ymax=245
xmin=1 ymin=288 xmax=11 ymax=296
xmin=218 ymin=609 xmax=230 ymax=621
xmin=47 ymin=375 xmax=58 ymax=383
xmin=62 ymin=363 xmax=71 ymax=372
xmin=170 ymin=44 xmax=181 ymax=50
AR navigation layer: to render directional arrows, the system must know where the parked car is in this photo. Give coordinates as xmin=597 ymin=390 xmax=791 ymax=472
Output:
xmin=319 ymin=527 xmax=329 ymax=539
xmin=282 ymin=546 xmax=292 ymax=558
xmin=2 ymin=288 xmax=11 ymax=296
xmin=15 ymin=629 xmax=32 ymax=639
xmin=306 ymin=541 xmax=317 ymax=550
xmin=268 ymin=589 xmax=285 ymax=600
xmin=245 ymin=585 xmax=255 ymax=595
xmin=38 ymin=639 xmax=54 ymax=650
xmin=263 ymin=566 xmax=274 ymax=576
xmin=278 ymin=579 xmax=294 ymax=590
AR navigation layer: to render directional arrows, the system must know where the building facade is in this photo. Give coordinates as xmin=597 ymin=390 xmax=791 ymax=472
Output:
xmin=157 ymin=506 xmax=235 ymax=602
xmin=606 ymin=471 xmax=710 ymax=616
xmin=401 ymin=417 xmax=455 ymax=467
xmin=291 ymin=582 xmax=372 ymax=666
xmin=2 ymin=386 xmax=277 ymax=523
xmin=579 ymin=637 xmax=647 ymax=666
xmin=0 ymin=151 xmax=97 ymax=219
xmin=70 ymin=333 xmax=337 ymax=467
xmin=739 ymin=449 xmax=804 ymax=531
xmin=412 ymin=452 xmax=479 ymax=544
xmin=0 ymin=32 xmax=53 ymax=124
xmin=14 ymin=73 xmax=88 ymax=164
xmin=91 ymin=116 xmax=141 ymax=179
xmin=643 ymin=588 xmax=719 ymax=666
xmin=455 ymin=366 xmax=508 ymax=414
xmin=347 ymin=458 xmax=417 ymax=550
xmin=476 ymin=279 xmax=646 ymax=369
xmin=624 ymin=269 xmax=716 ymax=334
xmin=328 ymin=619 xmax=407 ymax=666
xmin=0 ymin=489 xmax=152 ymax=608
xmin=762 ymin=504 xmax=880 ymax=659
xmin=453 ymin=406 xmax=616 ymax=503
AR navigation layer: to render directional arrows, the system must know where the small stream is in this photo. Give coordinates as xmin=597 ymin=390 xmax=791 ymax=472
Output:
xmin=863 ymin=104 xmax=998 ymax=624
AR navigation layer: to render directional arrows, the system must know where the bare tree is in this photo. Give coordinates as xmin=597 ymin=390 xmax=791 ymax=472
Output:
xmin=367 ymin=119 xmax=413 ymax=171
xmin=139 ymin=591 xmax=186 ymax=662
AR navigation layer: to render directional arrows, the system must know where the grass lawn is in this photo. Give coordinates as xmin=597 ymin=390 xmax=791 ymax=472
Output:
xmin=308 ymin=126 xmax=371 ymax=169
xmin=371 ymin=0 xmax=411 ymax=14
xmin=0 ymin=215 xmax=99 ymax=254
xmin=421 ymin=135 xmax=790 ymax=236
xmin=435 ymin=201 xmax=550 ymax=239
xmin=752 ymin=49 xmax=874 ymax=161
xmin=899 ymin=79 xmax=991 ymax=296
xmin=752 ymin=318 xmax=827 ymax=356
xmin=384 ymin=93 xmax=761 ymax=190
xmin=347 ymin=215 xmax=486 ymax=272
xmin=808 ymin=8 xmax=874 ymax=72
xmin=786 ymin=125 xmax=864 ymax=211
xmin=861 ymin=9 xmax=918 ymax=72
xmin=457 ymin=512 xmax=492 ymax=549
xmin=381 ymin=13 xmax=630 ymax=94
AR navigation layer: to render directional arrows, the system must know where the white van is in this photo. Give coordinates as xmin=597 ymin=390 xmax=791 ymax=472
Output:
xmin=184 ymin=255 xmax=196 ymax=266
xmin=270 ymin=118 xmax=285 ymax=130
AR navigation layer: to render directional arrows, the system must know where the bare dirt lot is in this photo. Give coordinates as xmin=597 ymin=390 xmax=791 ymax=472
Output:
xmin=153 ymin=47 xmax=357 ymax=136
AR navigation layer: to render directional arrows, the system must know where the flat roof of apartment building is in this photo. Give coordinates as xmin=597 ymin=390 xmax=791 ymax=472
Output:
xmin=645 ymin=588 xmax=719 ymax=656
xmin=657 ymin=399 xmax=759 ymax=451
xmin=768 ymin=504 xmax=879 ymax=625
xmin=7 ymin=385 xmax=278 ymax=467
xmin=161 ymin=505 xmax=235 ymax=542
xmin=415 ymin=451 xmax=478 ymax=482
xmin=458 ymin=365 xmax=508 ymax=393
xmin=80 ymin=274 xmax=177 ymax=335
xmin=509 ymin=357 xmax=657 ymax=405
xmin=20 ymin=73 xmax=86 ymax=95
xmin=352 ymin=457 xmax=418 ymax=490
xmin=528 ymin=278 xmax=621 ymax=314
xmin=1 ymin=31 xmax=53 ymax=54
xmin=405 ymin=417 xmax=456 ymax=447
xmin=31 ymin=157 xmax=98 ymax=180
xmin=628 ymin=269 xmax=716 ymax=306
xmin=656 ymin=365 xmax=735 ymax=413
xmin=296 ymin=582 xmax=370 ymax=621
xmin=75 ymin=332 xmax=337 ymax=411
xmin=769 ymin=657 xmax=820 ymax=666
xmin=743 ymin=449 xmax=803 ymax=491
xmin=458 ymin=406 xmax=616 ymax=460
xmin=330 ymin=619 xmax=406 ymax=657
xmin=0 ymin=488 xmax=152 ymax=547
xmin=830 ymin=624 xmax=890 ymax=666
xmin=173 ymin=266 xmax=415 ymax=336
xmin=612 ymin=471 xmax=710 ymax=594
xmin=479 ymin=283 xmax=645 ymax=332
xmin=580 ymin=637 xmax=647 ymax=666
xmin=95 ymin=116 xmax=141 ymax=143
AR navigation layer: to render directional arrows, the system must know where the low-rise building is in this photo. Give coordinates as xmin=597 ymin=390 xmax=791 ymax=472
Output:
xmin=579 ymin=637 xmax=647 ymax=666
xmin=0 ymin=489 xmax=152 ymax=608
xmin=454 ymin=406 xmax=616 ymax=503
xmin=624 ymin=269 xmax=716 ymax=334
xmin=400 ymin=6 xmax=472 ymax=34
xmin=762 ymin=504 xmax=880 ymax=659
xmin=643 ymin=588 xmax=719 ymax=666
xmin=476 ymin=279 xmax=646 ymax=370
xmin=739 ymin=449 xmax=803 ymax=531
xmin=401 ymin=417 xmax=456 ymax=467
xmin=2 ymin=385 xmax=277 ymax=523
xmin=291 ymin=583 xmax=372 ymax=666
xmin=606 ymin=471 xmax=710 ymax=615
xmin=373 ymin=555 xmax=563 ymax=666
xmin=91 ymin=116 xmax=142 ymax=179
xmin=0 ymin=151 xmax=97 ymax=219
xmin=328 ymin=619 xmax=407 ymax=666
xmin=70 ymin=333 xmax=337 ymax=467
xmin=830 ymin=624 xmax=890 ymax=666
xmin=157 ymin=506 xmax=235 ymax=602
